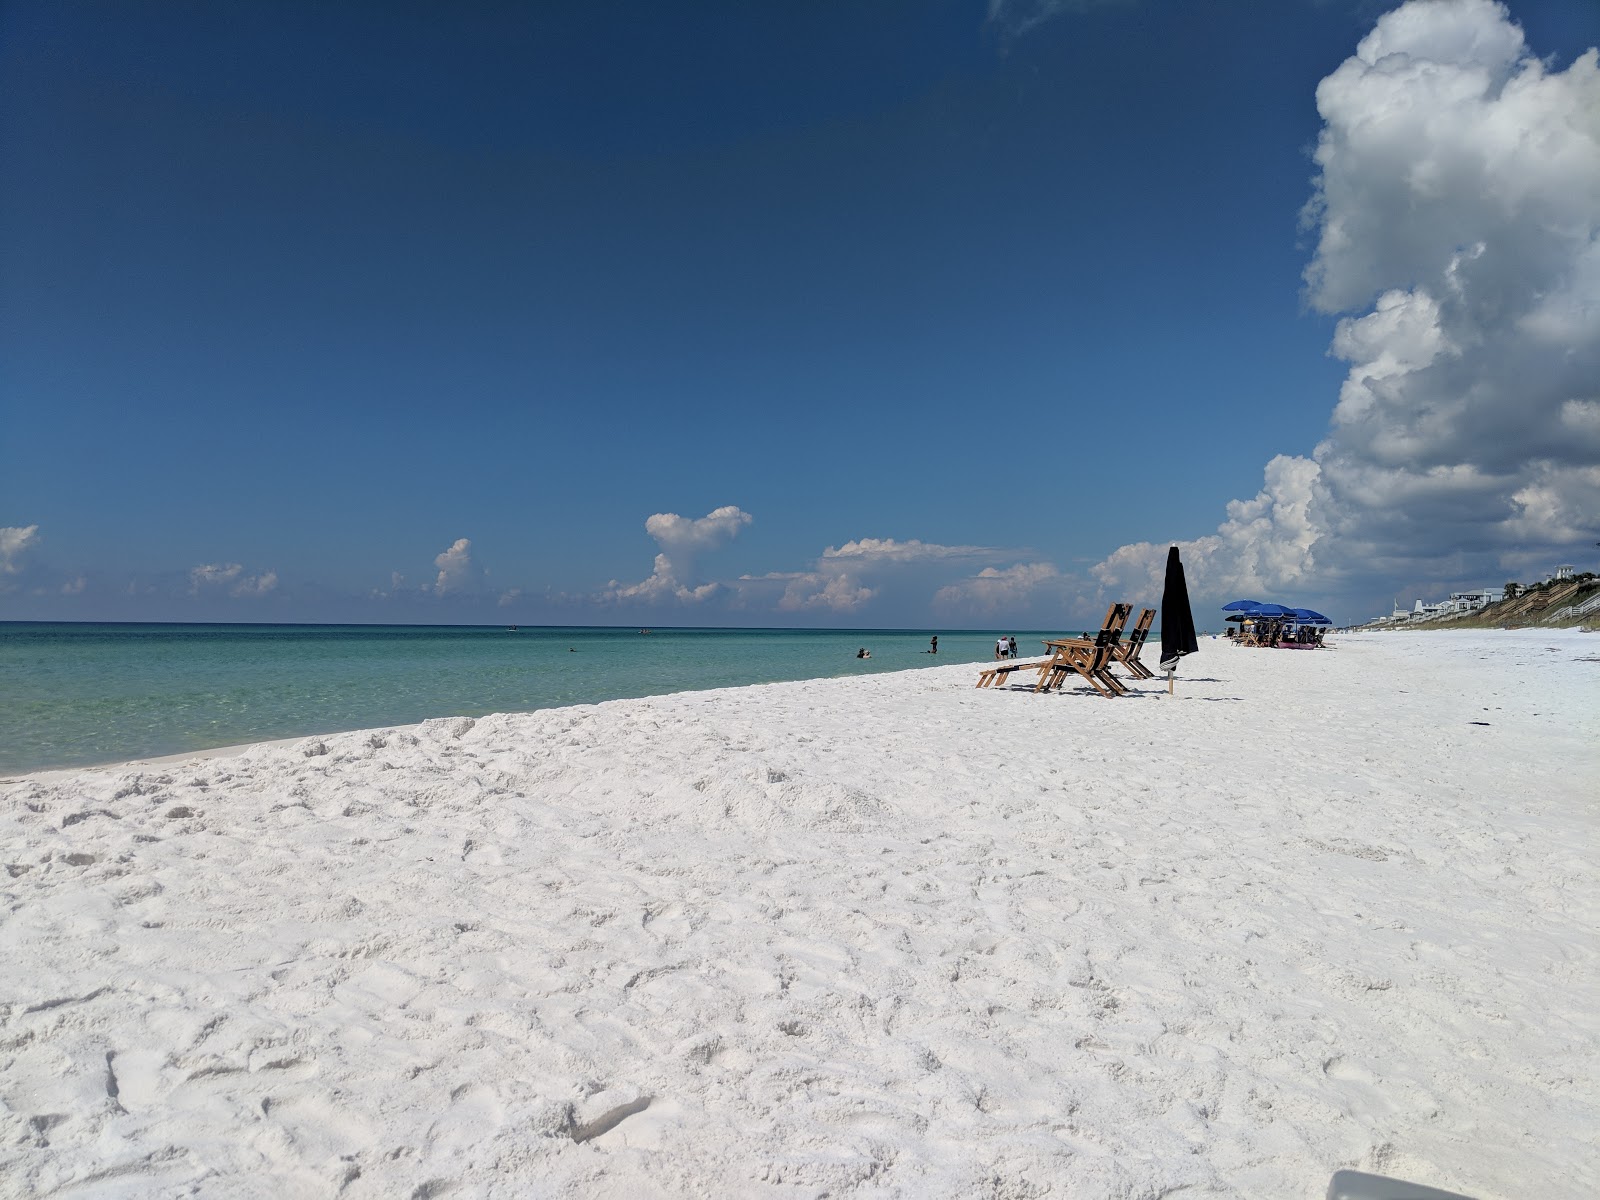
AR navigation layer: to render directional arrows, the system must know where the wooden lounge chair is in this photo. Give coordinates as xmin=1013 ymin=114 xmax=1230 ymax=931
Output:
xmin=974 ymin=652 xmax=1054 ymax=689
xmin=975 ymin=603 xmax=1136 ymax=693
xmin=1112 ymin=607 xmax=1156 ymax=680
xmin=1036 ymin=603 xmax=1134 ymax=698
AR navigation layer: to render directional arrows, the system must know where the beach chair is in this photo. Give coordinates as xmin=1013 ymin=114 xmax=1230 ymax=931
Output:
xmin=974 ymin=653 xmax=1054 ymax=689
xmin=1112 ymin=607 xmax=1156 ymax=680
xmin=976 ymin=603 xmax=1131 ymax=691
xmin=1036 ymin=603 xmax=1134 ymax=698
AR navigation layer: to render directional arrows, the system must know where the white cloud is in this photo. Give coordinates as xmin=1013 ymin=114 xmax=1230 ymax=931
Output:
xmin=739 ymin=535 xmax=1018 ymax=615
xmin=822 ymin=537 xmax=995 ymax=564
xmin=724 ymin=527 xmax=1064 ymax=617
xmin=644 ymin=506 xmax=752 ymax=554
xmin=368 ymin=571 xmax=407 ymax=601
xmin=609 ymin=554 xmax=721 ymax=604
xmin=769 ymin=570 xmax=877 ymax=613
xmin=933 ymin=562 xmax=1062 ymax=616
xmin=190 ymin=563 xmax=241 ymax=589
xmin=1095 ymin=0 xmax=1600 ymax=612
xmin=0 ymin=525 xmax=40 ymax=576
xmin=605 ymin=505 xmax=753 ymax=604
xmin=432 ymin=538 xmax=483 ymax=595
xmin=232 ymin=569 xmax=278 ymax=598
xmin=189 ymin=562 xmax=279 ymax=598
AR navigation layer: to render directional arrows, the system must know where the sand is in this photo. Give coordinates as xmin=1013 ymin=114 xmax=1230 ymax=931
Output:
xmin=2 ymin=630 xmax=1596 ymax=1199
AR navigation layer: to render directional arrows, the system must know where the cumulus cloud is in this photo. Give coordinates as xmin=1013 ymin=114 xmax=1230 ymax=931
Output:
xmin=736 ymin=535 xmax=1017 ymax=614
xmin=1092 ymin=456 xmax=1324 ymax=600
xmin=235 ymin=570 xmax=278 ymax=597
xmin=933 ymin=562 xmax=1065 ymax=616
xmin=822 ymin=538 xmax=995 ymax=564
xmin=747 ymin=569 xmax=878 ymax=613
xmin=189 ymin=562 xmax=279 ymax=598
xmin=432 ymin=538 xmax=484 ymax=595
xmin=645 ymin=506 xmax=752 ymax=554
xmin=0 ymin=525 xmax=40 ymax=579
xmin=1095 ymin=0 xmax=1600 ymax=611
xmin=605 ymin=505 xmax=753 ymax=604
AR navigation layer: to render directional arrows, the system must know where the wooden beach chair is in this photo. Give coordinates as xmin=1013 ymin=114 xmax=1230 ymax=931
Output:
xmin=1111 ymin=607 xmax=1156 ymax=680
xmin=976 ymin=604 xmax=1125 ymax=690
xmin=975 ymin=653 xmax=1054 ymax=689
xmin=1036 ymin=603 xmax=1133 ymax=699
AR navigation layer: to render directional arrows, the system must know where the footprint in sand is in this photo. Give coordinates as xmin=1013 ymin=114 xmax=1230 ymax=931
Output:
xmin=107 ymin=1048 xmax=169 ymax=1114
xmin=425 ymin=1082 xmax=505 ymax=1155
xmin=259 ymin=1091 xmax=375 ymax=1160
xmin=1323 ymin=1055 xmax=1378 ymax=1084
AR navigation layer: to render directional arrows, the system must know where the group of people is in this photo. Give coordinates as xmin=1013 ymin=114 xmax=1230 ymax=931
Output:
xmin=1225 ymin=619 xmax=1326 ymax=647
xmin=847 ymin=633 xmax=1106 ymax=659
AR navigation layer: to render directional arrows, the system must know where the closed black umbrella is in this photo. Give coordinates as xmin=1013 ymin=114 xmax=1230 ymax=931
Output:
xmin=1159 ymin=545 xmax=1199 ymax=693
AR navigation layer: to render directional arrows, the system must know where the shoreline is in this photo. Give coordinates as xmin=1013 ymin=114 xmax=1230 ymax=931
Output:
xmin=3 ymin=630 xmax=1595 ymax=1197
xmin=2 ymin=625 xmax=1582 ymax=784
xmin=0 ymin=737 xmax=306 ymax=787
xmin=0 ymin=625 xmax=1058 ymax=780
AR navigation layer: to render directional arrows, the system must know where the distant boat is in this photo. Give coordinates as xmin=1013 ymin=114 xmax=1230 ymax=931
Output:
xmin=507 ymin=626 xmax=518 ymax=632
xmin=639 ymin=629 xmax=652 ymax=635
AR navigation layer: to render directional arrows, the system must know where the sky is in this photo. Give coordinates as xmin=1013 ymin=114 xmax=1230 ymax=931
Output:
xmin=3 ymin=0 xmax=1597 ymax=628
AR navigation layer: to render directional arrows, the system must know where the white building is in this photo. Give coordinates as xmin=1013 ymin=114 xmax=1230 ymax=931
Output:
xmin=1445 ymin=587 xmax=1504 ymax=613
xmin=1411 ymin=598 xmax=1446 ymax=621
xmin=1372 ymin=585 xmax=1507 ymax=626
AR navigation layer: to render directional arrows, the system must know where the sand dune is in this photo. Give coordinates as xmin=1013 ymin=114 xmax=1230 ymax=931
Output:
xmin=2 ymin=630 xmax=1596 ymax=1198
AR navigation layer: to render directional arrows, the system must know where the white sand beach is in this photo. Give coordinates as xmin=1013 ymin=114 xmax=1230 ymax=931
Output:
xmin=2 ymin=630 xmax=1596 ymax=1199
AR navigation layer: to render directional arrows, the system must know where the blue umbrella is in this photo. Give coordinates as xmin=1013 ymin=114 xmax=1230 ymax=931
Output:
xmin=1221 ymin=599 xmax=1264 ymax=611
xmin=1291 ymin=608 xmax=1332 ymax=624
xmin=1251 ymin=603 xmax=1294 ymax=617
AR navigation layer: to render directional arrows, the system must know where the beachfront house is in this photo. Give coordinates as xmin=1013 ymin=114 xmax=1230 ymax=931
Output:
xmin=1444 ymin=587 xmax=1504 ymax=614
xmin=1363 ymin=586 xmax=1507 ymax=625
xmin=1410 ymin=599 xmax=1446 ymax=621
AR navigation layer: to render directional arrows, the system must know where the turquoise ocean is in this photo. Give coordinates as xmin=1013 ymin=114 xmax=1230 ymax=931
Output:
xmin=1 ymin=623 xmax=1073 ymax=775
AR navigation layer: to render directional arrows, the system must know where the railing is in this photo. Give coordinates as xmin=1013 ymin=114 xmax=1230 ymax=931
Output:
xmin=1540 ymin=590 xmax=1600 ymax=624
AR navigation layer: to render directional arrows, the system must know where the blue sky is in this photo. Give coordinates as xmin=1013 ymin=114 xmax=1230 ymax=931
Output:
xmin=3 ymin=0 xmax=1597 ymax=626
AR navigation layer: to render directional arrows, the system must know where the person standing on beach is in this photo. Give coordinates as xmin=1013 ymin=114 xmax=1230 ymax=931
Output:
xmin=1008 ymin=636 xmax=1018 ymax=658
xmin=995 ymin=636 xmax=1007 ymax=660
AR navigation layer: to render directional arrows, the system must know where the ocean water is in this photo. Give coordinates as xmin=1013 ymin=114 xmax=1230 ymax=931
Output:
xmin=0 ymin=623 xmax=1071 ymax=775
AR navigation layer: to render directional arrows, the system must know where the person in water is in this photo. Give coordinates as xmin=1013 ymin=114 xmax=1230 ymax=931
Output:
xmin=929 ymin=635 xmax=938 ymax=654
xmin=856 ymin=647 xmax=871 ymax=659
